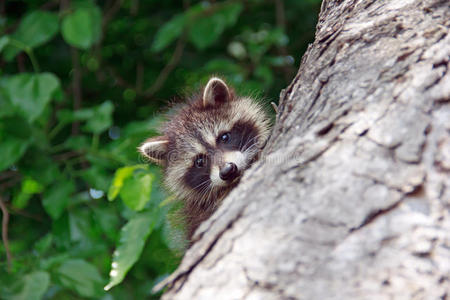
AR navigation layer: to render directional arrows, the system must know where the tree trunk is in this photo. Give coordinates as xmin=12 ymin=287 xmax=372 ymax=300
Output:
xmin=159 ymin=0 xmax=450 ymax=298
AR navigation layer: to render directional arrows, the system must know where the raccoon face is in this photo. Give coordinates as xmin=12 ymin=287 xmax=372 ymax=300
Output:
xmin=139 ymin=77 xmax=270 ymax=205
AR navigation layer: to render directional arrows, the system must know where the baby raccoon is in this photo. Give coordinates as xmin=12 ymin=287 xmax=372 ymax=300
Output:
xmin=139 ymin=77 xmax=271 ymax=240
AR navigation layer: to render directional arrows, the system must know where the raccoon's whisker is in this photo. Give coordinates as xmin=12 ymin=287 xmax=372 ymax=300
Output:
xmin=196 ymin=189 xmax=209 ymax=204
xmin=206 ymin=186 xmax=217 ymax=203
xmin=245 ymin=143 xmax=259 ymax=152
xmin=241 ymin=136 xmax=259 ymax=151
xmin=198 ymin=181 xmax=211 ymax=195
xmin=239 ymin=129 xmax=253 ymax=150
xmin=238 ymin=136 xmax=244 ymax=151
xmin=191 ymin=181 xmax=211 ymax=204
xmin=192 ymin=179 xmax=211 ymax=191
xmin=197 ymin=187 xmax=215 ymax=204
xmin=243 ymin=142 xmax=259 ymax=155
xmin=243 ymin=144 xmax=260 ymax=162
xmin=210 ymin=190 xmax=218 ymax=206
xmin=194 ymin=179 xmax=211 ymax=196
xmin=241 ymin=139 xmax=253 ymax=151
xmin=199 ymin=185 xmax=213 ymax=204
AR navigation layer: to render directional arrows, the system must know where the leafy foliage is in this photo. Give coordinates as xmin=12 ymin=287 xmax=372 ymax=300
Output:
xmin=61 ymin=7 xmax=101 ymax=49
xmin=3 ymin=11 xmax=59 ymax=61
xmin=0 ymin=0 xmax=320 ymax=299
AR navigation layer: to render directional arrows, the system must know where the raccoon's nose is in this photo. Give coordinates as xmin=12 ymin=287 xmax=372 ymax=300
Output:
xmin=219 ymin=162 xmax=239 ymax=181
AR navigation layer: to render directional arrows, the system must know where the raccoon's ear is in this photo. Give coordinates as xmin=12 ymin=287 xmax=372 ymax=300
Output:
xmin=139 ymin=137 xmax=169 ymax=166
xmin=203 ymin=77 xmax=230 ymax=107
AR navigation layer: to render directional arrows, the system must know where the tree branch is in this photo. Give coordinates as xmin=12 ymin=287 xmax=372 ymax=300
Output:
xmin=0 ymin=196 xmax=12 ymax=272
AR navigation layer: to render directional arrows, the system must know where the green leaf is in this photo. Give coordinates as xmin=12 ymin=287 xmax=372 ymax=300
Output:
xmin=267 ymin=27 xmax=288 ymax=47
xmin=189 ymin=3 xmax=243 ymax=50
xmin=19 ymin=151 xmax=60 ymax=186
xmin=57 ymin=101 xmax=114 ymax=134
xmin=57 ymin=259 xmax=104 ymax=298
xmin=11 ymin=271 xmax=50 ymax=300
xmin=120 ymin=171 xmax=153 ymax=211
xmin=52 ymin=214 xmax=71 ymax=249
xmin=204 ymin=58 xmax=246 ymax=74
xmin=57 ymin=108 xmax=94 ymax=123
xmin=189 ymin=16 xmax=224 ymax=50
xmin=83 ymin=101 xmax=114 ymax=134
xmin=2 ymin=73 xmax=60 ymax=122
xmin=34 ymin=234 xmax=53 ymax=255
xmin=42 ymin=180 xmax=75 ymax=220
xmin=109 ymin=166 xmax=154 ymax=211
xmin=61 ymin=7 xmax=102 ymax=49
xmin=93 ymin=206 xmax=119 ymax=241
xmin=3 ymin=11 xmax=58 ymax=61
xmin=254 ymin=64 xmax=274 ymax=86
xmin=0 ymin=137 xmax=30 ymax=172
xmin=22 ymin=177 xmax=44 ymax=193
xmin=81 ymin=166 xmax=111 ymax=191
xmin=0 ymin=85 xmax=15 ymax=119
xmin=220 ymin=3 xmax=243 ymax=26
xmin=0 ymin=116 xmax=32 ymax=172
xmin=151 ymin=14 xmax=185 ymax=52
xmin=104 ymin=211 xmax=157 ymax=291
xmin=68 ymin=209 xmax=98 ymax=244
xmin=63 ymin=135 xmax=91 ymax=151
xmin=12 ymin=178 xmax=44 ymax=209
xmin=0 ymin=35 xmax=9 ymax=52
xmin=108 ymin=165 xmax=144 ymax=201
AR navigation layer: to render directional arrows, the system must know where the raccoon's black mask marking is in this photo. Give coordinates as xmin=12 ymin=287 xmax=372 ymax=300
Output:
xmin=182 ymin=119 xmax=260 ymax=192
xmin=221 ymin=121 xmax=260 ymax=152
xmin=139 ymin=77 xmax=271 ymax=240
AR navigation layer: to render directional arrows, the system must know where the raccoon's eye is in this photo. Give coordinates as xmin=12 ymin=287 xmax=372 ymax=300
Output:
xmin=194 ymin=155 xmax=206 ymax=168
xmin=219 ymin=132 xmax=231 ymax=143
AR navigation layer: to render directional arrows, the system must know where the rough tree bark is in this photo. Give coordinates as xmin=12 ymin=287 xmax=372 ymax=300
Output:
xmin=159 ymin=0 xmax=450 ymax=299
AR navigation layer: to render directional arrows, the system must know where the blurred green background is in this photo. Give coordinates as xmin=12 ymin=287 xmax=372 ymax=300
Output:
xmin=0 ymin=0 xmax=320 ymax=299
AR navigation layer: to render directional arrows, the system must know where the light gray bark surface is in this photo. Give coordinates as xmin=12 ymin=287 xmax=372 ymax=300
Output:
xmin=160 ymin=0 xmax=450 ymax=299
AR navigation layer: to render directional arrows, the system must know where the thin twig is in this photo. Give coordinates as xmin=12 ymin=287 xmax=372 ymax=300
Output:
xmin=71 ymin=47 xmax=82 ymax=135
xmin=0 ymin=171 xmax=17 ymax=181
xmin=144 ymin=32 xmax=187 ymax=97
xmin=130 ymin=0 xmax=139 ymax=15
xmin=26 ymin=48 xmax=40 ymax=73
xmin=17 ymin=53 xmax=26 ymax=72
xmin=60 ymin=0 xmax=69 ymax=12
xmin=102 ymin=0 xmax=123 ymax=34
xmin=60 ymin=0 xmax=82 ymax=135
xmin=98 ymin=0 xmax=189 ymax=98
xmin=0 ymin=0 xmax=5 ymax=16
xmin=142 ymin=0 xmax=192 ymax=97
xmin=95 ymin=0 xmax=123 ymax=72
xmin=0 ymin=176 xmax=21 ymax=191
xmin=105 ymin=66 xmax=135 ymax=89
xmin=6 ymin=204 xmax=43 ymax=222
xmin=136 ymin=61 xmax=144 ymax=93
xmin=0 ymin=196 xmax=12 ymax=272
xmin=99 ymin=29 xmax=187 ymax=99
xmin=40 ymin=0 xmax=59 ymax=10
xmin=92 ymin=0 xmax=123 ymax=86
xmin=53 ymin=150 xmax=83 ymax=161
xmin=274 ymin=0 xmax=286 ymax=31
